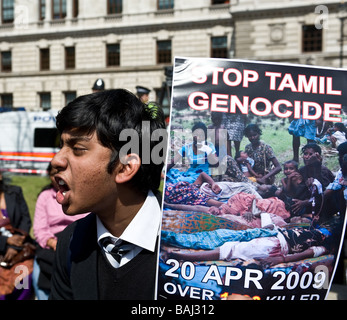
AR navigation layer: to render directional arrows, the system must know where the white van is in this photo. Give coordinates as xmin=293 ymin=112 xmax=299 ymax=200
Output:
xmin=0 ymin=111 xmax=59 ymax=174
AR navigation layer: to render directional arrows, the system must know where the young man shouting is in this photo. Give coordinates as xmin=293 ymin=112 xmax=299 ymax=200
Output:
xmin=49 ymin=89 xmax=166 ymax=300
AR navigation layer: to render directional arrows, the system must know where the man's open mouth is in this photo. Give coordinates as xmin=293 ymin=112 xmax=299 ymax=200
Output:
xmin=56 ymin=178 xmax=70 ymax=197
xmin=55 ymin=177 xmax=71 ymax=206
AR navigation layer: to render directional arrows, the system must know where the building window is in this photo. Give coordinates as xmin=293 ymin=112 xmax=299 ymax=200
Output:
xmin=1 ymin=94 xmax=13 ymax=109
xmin=2 ymin=0 xmax=14 ymax=23
xmin=157 ymin=40 xmax=171 ymax=64
xmin=302 ymin=25 xmax=322 ymax=52
xmin=40 ymin=48 xmax=50 ymax=71
xmin=52 ymin=0 xmax=66 ymax=20
xmin=40 ymin=93 xmax=51 ymax=110
xmin=64 ymin=91 xmax=76 ymax=105
xmin=1 ymin=51 xmax=12 ymax=72
xmin=65 ymin=46 xmax=75 ymax=69
xmin=158 ymin=0 xmax=174 ymax=10
xmin=39 ymin=0 xmax=46 ymax=20
xmin=108 ymin=0 xmax=122 ymax=14
xmin=106 ymin=44 xmax=120 ymax=67
xmin=73 ymin=0 xmax=79 ymax=18
xmin=211 ymin=36 xmax=228 ymax=58
xmin=211 ymin=0 xmax=229 ymax=4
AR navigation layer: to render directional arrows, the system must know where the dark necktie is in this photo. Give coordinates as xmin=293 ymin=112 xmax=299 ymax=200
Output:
xmin=101 ymin=238 xmax=132 ymax=264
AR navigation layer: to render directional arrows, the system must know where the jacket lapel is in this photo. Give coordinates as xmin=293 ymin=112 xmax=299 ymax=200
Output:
xmin=69 ymin=213 xmax=99 ymax=300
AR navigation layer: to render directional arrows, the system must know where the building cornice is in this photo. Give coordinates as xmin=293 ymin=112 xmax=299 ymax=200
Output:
xmin=0 ymin=64 xmax=168 ymax=79
xmin=0 ymin=18 xmax=232 ymax=43
xmin=231 ymin=2 xmax=340 ymax=20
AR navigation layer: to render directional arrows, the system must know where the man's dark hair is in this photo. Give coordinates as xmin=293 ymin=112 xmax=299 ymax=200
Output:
xmin=55 ymin=89 xmax=166 ymax=194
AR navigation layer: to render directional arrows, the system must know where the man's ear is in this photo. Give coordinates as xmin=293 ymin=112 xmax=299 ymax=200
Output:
xmin=115 ymin=153 xmax=141 ymax=184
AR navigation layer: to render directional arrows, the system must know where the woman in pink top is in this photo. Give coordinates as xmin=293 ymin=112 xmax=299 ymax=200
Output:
xmin=33 ymin=163 xmax=88 ymax=299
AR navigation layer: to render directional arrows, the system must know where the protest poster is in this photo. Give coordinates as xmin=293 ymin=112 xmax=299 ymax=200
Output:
xmin=156 ymin=57 xmax=347 ymax=300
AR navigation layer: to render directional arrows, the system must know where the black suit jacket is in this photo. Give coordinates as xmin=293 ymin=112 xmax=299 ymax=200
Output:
xmin=50 ymin=213 xmax=99 ymax=300
xmin=50 ymin=211 xmax=160 ymax=300
xmin=0 ymin=185 xmax=32 ymax=253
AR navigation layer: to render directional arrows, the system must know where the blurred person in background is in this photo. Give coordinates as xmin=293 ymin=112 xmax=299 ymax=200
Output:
xmin=136 ymin=86 xmax=151 ymax=103
xmin=0 ymin=171 xmax=34 ymax=300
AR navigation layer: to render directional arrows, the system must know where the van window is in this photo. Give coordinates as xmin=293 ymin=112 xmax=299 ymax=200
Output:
xmin=34 ymin=128 xmax=60 ymax=148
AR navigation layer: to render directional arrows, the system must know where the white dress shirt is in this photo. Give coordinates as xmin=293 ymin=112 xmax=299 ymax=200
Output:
xmin=96 ymin=190 xmax=161 ymax=268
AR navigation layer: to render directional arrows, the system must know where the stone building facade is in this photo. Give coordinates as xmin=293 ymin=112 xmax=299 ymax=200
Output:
xmin=0 ymin=0 xmax=345 ymax=113
xmin=231 ymin=0 xmax=345 ymax=68
xmin=0 ymin=0 xmax=232 ymax=113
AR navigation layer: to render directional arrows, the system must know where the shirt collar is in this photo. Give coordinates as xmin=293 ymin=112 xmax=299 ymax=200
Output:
xmin=96 ymin=190 xmax=161 ymax=252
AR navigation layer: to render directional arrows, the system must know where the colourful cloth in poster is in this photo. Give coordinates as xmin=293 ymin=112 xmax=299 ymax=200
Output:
xmin=166 ymin=142 xmax=217 ymax=184
xmin=288 ymin=118 xmax=316 ymax=140
xmin=218 ymin=192 xmax=290 ymax=220
xmin=161 ymin=228 xmax=278 ymax=250
xmin=165 ymin=181 xmax=210 ymax=206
